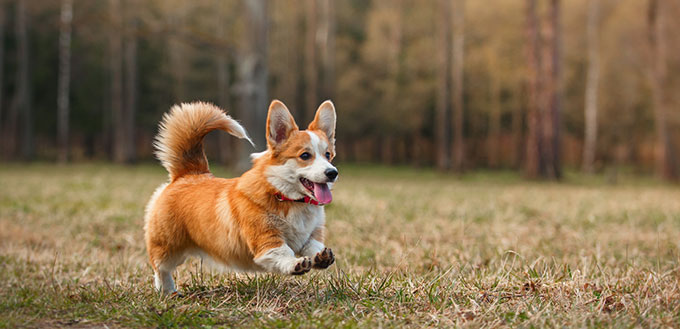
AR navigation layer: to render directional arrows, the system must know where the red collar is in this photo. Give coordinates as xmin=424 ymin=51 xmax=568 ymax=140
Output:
xmin=274 ymin=193 xmax=321 ymax=206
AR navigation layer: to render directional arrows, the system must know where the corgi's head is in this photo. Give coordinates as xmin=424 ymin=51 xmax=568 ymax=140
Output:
xmin=255 ymin=100 xmax=338 ymax=205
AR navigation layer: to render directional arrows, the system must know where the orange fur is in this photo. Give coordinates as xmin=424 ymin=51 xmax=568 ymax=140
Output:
xmin=153 ymin=102 xmax=253 ymax=181
xmin=144 ymin=100 xmax=337 ymax=293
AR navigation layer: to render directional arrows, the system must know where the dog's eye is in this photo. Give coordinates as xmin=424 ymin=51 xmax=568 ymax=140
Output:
xmin=325 ymin=152 xmax=331 ymax=160
xmin=300 ymin=152 xmax=311 ymax=160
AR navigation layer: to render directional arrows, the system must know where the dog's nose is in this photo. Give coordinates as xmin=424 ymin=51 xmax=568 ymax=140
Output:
xmin=325 ymin=168 xmax=338 ymax=181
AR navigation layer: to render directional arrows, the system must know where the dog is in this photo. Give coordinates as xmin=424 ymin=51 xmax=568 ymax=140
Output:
xmin=144 ymin=100 xmax=338 ymax=295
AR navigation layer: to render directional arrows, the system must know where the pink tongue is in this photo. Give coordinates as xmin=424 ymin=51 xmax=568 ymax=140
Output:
xmin=313 ymin=183 xmax=333 ymax=204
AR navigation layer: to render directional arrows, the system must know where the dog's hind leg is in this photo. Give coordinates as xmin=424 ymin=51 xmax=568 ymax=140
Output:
xmin=152 ymin=253 xmax=187 ymax=295
xmin=154 ymin=268 xmax=175 ymax=294
xmin=147 ymin=240 xmax=187 ymax=295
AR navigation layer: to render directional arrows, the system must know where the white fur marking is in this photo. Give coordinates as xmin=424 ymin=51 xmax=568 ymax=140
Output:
xmin=154 ymin=270 xmax=176 ymax=294
xmin=281 ymin=206 xmax=324 ymax=252
xmin=300 ymin=239 xmax=325 ymax=258
xmin=254 ymin=244 xmax=303 ymax=274
xmin=250 ymin=150 xmax=269 ymax=161
xmin=153 ymin=254 xmax=187 ymax=294
xmin=225 ymin=118 xmax=255 ymax=147
xmin=266 ymin=159 xmax=307 ymax=200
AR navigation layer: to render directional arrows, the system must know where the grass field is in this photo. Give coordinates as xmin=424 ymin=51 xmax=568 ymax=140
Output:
xmin=1 ymin=164 xmax=679 ymax=328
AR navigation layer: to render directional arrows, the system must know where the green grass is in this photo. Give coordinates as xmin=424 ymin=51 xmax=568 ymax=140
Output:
xmin=1 ymin=163 xmax=679 ymax=328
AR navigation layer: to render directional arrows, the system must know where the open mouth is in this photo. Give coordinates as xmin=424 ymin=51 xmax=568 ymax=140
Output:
xmin=299 ymin=177 xmax=333 ymax=204
xmin=300 ymin=177 xmax=315 ymax=193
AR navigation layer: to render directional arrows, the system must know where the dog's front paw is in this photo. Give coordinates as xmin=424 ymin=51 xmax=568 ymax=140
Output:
xmin=291 ymin=257 xmax=312 ymax=275
xmin=313 ymin=248 xmax=335 ymax=269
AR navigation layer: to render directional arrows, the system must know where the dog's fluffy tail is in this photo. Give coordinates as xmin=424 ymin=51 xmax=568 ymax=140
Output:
xmin=154 ymin=102 xmax=253 ymax=181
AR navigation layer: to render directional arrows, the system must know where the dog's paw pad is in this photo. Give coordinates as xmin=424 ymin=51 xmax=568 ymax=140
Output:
xmin=313 ymin=248 xmax=335 ymax=269
xmin=292 ymin=257 xmax=312 ymax=275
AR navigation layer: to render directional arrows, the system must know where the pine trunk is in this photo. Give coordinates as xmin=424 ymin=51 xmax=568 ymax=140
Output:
xmin=15 ymin=0 xmax=32 ymax=159
xmin=451 ymin=0 xmax=465 ymax=172
xmin=304 ymin=0 xmax=318 ymax=123
xmin=582 ymin=0 xmax=600 ymax=173
xmin=124 ymin=0 xmax=137 ymax=163
xmin=435 ymin=0 xmax=452 ymax=171
xmin=547 ymin=0 xmax=562 ymax=178
xmin=319 ymin=0 xmax=335 ymax=101
xmin=57 ymin=0 xmax=73 ymax=163
xmin=647 ymin=0 xmax=678 ymax=181
xmin=524 ymin=0 xmax=542 ymax=178
xmin=0 ymin=5 xmax=5 ymax=156
xmin=109 ymin=0 xmax=125 ymax=163
xmin=488 ymin=73 xmax=501 ymax=168
xmin=215 ymin=0 xmax=232 ymax=165
xmin=236 ymin=0 xmax=268 ymax=172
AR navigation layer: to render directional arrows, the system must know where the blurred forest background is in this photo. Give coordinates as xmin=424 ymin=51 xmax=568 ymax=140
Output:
xmin=0 ymin=0 xmax=679 ymax=180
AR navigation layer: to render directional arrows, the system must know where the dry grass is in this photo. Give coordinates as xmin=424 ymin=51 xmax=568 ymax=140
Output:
xmin=1 ymin=163 xmax=679 ymax=328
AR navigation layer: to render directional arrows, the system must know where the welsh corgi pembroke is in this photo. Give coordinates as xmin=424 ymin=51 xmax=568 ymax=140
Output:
xmin=144 ymin=100 xmax=338 ymax=294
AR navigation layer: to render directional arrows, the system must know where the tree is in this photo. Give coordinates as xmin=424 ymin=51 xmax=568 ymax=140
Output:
xmin=13 ymin=0 xmax=32 ymax=159
xmin=109 ymin=0 xmax=125 ymax=163
xmin=236 ymin=0 xmax=268 ymax=171
xmin=215 ymin=0 xmax=233 ymax=165
xmin=524 ymin=0 xmax=562 ymax=179
xmin=166 ymin=1 xmax=187 ymax=102
xmin=304 ymin=0 xmax=318 ymax=123
xmin=435 ymin=0 xmax=452 ymax=171
xmin=362 ymin=0 xmax=404 ymax=163
xmin=57 ymin=0 xmax=73 ymax=163
xmin=524 ymin=0 xmax=542 ymax=178
xmin=582 ymin=0 xmax=600 ymax=173
xmin=451 ymin=0 xmax=465 ymax=172
xmin=124 ymin=0 xmax=138 ymax=162
xmin=647 ymin=0 xmax=678 ymax=181
xmin=545 ymin=0 xmax=562 ymax=179
xmin=487 ymin=51 xmax=502 ymax=168
xmin=0 ymin=3 xmax=5 ymax=157
xmin=319 ymin=0 xmax=335 ymax=101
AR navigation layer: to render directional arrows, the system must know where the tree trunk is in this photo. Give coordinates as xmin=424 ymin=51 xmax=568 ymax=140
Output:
xmin=547 ymin=0 xmax=562 ymax=178
xmin=304 ymin=0 xmax=318 ymax=123
xmin=0 ymin=4 xmax=6 ymax=157
xmin=109 ymin=0 xmax=125 ymax=163
xmin=435 ymin=0 xmax=452 ymax=171
xmin=319 ymin=0 xmax=335 ymax=101
xmin=582 ymin=0 xmax=600 ymax=173
xmin=167 ymin=2 xmax=187 ymax=102
xmin=451 ymin=0 xmax=465 ymax=172
xmin=647 ymin=0 xmax=678 ymax=181
xmin=539 ymin=0 xmax=558 ymax=179
xmin=512 ymin=88 xmax=523 ymax=169
xmin=381 ymin=135 xmax=394 ymax=164
xmin=524 ymin=0 xmax=542 ymax=178
xmin=215 ymin=0 xmax=232 ymax=165
xmin=57 ymin=0 xmax=73 ymax=163
xmin=123 ymin=0 xmax=137 ymax=162
xmin=236 ymin=0 xmax=268 ymax=172
xmin=13 ymin=0 xmax=32 ymax=159
xmin=488 ymin=72 xmax=501 ymax=168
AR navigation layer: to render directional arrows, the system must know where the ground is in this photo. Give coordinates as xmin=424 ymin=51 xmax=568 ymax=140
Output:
xmin=1 ymin=164 xmax=679 ymax=328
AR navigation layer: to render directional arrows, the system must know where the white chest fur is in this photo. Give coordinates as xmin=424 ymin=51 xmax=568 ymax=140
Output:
xmin=270 ymin=205 xmax=324 ymax=253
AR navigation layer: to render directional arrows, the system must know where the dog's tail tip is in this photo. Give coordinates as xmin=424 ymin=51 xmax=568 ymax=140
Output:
xmin=154 ymin=102 xmax=253 ymax=180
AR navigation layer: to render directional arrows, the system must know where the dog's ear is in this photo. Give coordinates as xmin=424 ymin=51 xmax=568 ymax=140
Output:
xmin=308 ymin=100 xmax=336 ymax=145
xmin=266 ymin=100 xmax=298 ymax=148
